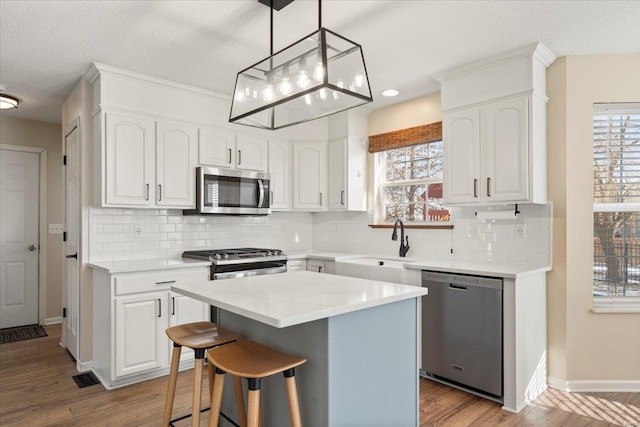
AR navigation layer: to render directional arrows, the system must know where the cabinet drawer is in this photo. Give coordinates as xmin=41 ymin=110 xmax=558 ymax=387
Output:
xmin=115 ymin=268 xmax=207 ymax=296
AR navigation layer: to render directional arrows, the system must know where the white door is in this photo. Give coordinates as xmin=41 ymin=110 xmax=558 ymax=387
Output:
xmin=104 ymin=113 xmax=155 ymax=206
xmin=156 ymin=122 xmax=197 ymax=208
xmin=0 ymin=149 xmax=40 ymax=328
xmin=292 ymin=142 xmax=327 ymax=210
xmin=63 ymin=125 xmax=80 ymax=359
xmin=236 ymin=135 xmax=267 ymax=171
xmin=115 ymin=292 xmax=168 ymax=377
xmin=328 ymin=139 xmax=347 ymax=210
xmin=268 ymin=140 xmax=291 ymax=210
xmin=198 ymin=128 xmax=235 ymax=168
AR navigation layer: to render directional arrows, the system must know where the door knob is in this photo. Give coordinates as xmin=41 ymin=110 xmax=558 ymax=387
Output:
xmin=28 ymin=244 xmax=37 ymax=252
xmin=66 ymin=253 xmax=78 ymax=259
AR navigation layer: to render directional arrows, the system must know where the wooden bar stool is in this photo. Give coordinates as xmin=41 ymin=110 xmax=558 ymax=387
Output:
xmin=207 ymin=340 xmax=307 ymax=427
xmin=162 ymin=321 xmax=242 ymax=427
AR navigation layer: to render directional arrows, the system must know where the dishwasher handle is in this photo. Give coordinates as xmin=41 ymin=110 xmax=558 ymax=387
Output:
xmin=449 ymin=284 xmax=467 ymax=291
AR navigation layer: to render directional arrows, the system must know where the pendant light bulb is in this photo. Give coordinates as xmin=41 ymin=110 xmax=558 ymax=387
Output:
xmin=313 ymin=63 xmax=324 ymax=82
xmin=319 ymin=88 xmax=327 ymax=100
xmin=304 ymin=94 xmax=312 ymax=105
xmin=263 ymin=85 xmax=275 ymax=102
xmin=354 ymin=74 xmax=365 ymax=88
xmin=297 ymin=70 xmax=310 ymax=89
xmin=279 ymin=78 xmax=292 ymax=95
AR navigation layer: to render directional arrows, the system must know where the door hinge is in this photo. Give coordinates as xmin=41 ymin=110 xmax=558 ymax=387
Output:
xmin=63 ymin=155 xmax=67 ymax=165
xmin=63 ymin=232 xmax=67 ymax=242
xmin=63 ymin=308 xmax=67 ymax=318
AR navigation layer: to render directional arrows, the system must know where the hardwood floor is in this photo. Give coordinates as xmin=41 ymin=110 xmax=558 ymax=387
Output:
xmin=1 ymin=325 xmax=638 ymax=426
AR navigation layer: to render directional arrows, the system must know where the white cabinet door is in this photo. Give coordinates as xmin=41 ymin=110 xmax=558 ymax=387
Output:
xmin=105 ymin=113 xmax=155 ymax=206
xmin=443 ymin=108 xmax=481 ymax=205
xmin=114 ymin=292 xmax=168 ymax=378
xmin=236 ymin=135 xmax=268 ymax=171
xmin=293 ymin=142 xmax=327 ymax=210
xmin=287 ymin=260 xmax=307 ymax=272
xmin=169 ymin=292 xmax=209 ymax=362
xmin=156 ymin=122 xmax=197 ymax=208
xmin=328 ymin=139 xmax=347 ymax=210
xmin=268 ymin=140 xmax=291 ymax=210
xmin=306 ymin=260 xmax=326 ymax=273
xmin=198 ymin=128 xmax=235 ymax=168
xmin=482 ymin=96 xmax=529 ymax=203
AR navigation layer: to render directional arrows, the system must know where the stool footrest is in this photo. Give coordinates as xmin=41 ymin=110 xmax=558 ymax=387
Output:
xmin=169 ymin=408 xmax=240 ymax=427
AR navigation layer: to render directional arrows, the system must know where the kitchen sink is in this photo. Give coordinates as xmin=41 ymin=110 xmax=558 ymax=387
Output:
xmin=335 ymin=257 xmax=415 ymax=284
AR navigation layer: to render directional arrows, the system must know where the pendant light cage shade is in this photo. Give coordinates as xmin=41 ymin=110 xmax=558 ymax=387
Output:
xmin=0 ymin=94 xmax=19 ymax=109
xmin=230 ymin=28 xmax=372 ymax=130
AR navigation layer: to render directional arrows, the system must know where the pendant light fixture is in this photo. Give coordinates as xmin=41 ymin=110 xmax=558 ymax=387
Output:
xmin=229 ymin=0 xmax=372 ymax=130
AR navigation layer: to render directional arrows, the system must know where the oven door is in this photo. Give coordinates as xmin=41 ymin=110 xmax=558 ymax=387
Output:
xmin=197 ymin=166 xmax=270 ymax=214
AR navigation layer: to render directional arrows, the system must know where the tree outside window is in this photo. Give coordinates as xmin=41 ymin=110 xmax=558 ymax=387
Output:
xmin=379 ymin=141 xmax=450 ymax=223
xmin=593 ymin=107 xmax=640 ymax=297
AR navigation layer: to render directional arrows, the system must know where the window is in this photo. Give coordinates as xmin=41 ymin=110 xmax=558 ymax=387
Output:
xmin=593 ymin=104 xmax=640 ymax=299
xmin=377 ymin=141 xmax=450 ymax=223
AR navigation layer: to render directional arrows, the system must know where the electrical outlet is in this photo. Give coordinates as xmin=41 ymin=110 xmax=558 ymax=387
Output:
xmin=515 ymin=223 xmax=526 ymax=239
xmin=134 ymin=225 xmax=143 ymax=238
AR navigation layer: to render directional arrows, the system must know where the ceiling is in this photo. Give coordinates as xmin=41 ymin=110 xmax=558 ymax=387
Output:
xmin=1 ymin=0 xmax=639 ymax=124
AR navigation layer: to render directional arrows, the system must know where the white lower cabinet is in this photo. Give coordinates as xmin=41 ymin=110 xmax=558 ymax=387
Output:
xmin=114 ymin=292 xmax=168 ymax=377
xmin=306 ymin=259 xmax=335 ymax=274
xmin=92 ymin=267 xmax=208 ymax=389
xmin=286 ymin=260 xmax=307 ymax=272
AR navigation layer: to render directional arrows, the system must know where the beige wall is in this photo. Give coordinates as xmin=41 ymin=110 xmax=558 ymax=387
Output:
xmin=0 ymin=115 xmax=63 ymax=322
xmin=546 ymin=54 xmax=640 ymax=384
xmin=367 ymin=92 xmax=441 ymax=136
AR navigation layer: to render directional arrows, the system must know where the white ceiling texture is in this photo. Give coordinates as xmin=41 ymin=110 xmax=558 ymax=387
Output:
xmin=1 ymin=0 xmax=639 ymax=124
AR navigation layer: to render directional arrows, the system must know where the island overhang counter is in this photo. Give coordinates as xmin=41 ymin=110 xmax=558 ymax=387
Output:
xmin=171 ymin=271 xmax=428 ymax=427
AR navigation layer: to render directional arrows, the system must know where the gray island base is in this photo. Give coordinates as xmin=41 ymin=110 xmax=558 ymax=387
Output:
xmin=217 ymin=298 xmax=419 ymax=427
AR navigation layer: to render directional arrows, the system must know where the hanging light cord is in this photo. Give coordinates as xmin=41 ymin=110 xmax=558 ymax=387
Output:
xmin=270 ymin=0 xmax=274 ymax=56
xmin=318 ymin=0 xmax=322 ymax=29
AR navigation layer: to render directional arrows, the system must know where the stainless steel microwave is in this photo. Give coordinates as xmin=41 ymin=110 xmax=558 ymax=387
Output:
xmin=185 ymin=167 xmax=271 ymax=215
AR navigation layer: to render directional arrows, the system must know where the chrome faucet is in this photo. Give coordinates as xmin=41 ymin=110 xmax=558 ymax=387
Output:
xmin=391 ymin=219 xmax=410 ymax=257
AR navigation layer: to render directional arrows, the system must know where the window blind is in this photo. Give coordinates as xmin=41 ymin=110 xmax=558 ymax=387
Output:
xmin=368 ymin=121 xmax=442 ymax=153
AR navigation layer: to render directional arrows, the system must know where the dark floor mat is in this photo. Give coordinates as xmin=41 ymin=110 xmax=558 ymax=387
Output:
xmin=0 ymin=324 xmax=47 ymax=344
xmin=72 ymin=372 xmax=100 ymax=388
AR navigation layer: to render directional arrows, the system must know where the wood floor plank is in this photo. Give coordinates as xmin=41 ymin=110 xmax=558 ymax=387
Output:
xmin=1 ymin=325 xmax=638 ymax=426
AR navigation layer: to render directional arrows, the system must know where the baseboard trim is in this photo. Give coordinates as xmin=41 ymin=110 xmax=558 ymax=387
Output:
xmin=44 ymin=317 xmax=62 ymax=325
xmin=548 ymin=377 xmax=640 ymax=392
xmin=77 ymin=360 xmax=93 ymax=372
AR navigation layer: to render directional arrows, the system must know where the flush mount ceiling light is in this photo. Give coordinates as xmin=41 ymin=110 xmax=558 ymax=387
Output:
xmin=0 ymin=85 xmax=19 ymax=109
xmin=381 ymin=89 xmax=399 ymax=97
xmin=229 ymin=0 xmax=373 ymax=130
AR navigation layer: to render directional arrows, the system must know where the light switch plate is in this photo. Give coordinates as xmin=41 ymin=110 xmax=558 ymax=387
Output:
xmin=49 ymin=224 xmax=64 ymax=234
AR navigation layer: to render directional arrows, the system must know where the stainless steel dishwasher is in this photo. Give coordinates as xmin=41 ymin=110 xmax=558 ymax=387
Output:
xmin=421 ymin=270 xmax=503 ymax=400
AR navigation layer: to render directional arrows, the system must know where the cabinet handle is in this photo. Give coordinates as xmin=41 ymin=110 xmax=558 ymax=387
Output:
xmin=341 ymin=190 xmax=345 ymax=205
xmin=228 ymin=148 xmax=232 ymax=164
xmin=487 ymin=177 xmax=491 ymax=197
xmin=171 ymin=297 xmax=176 ymax=315
xmin=271 ymin=190 xmax=274 ymax=205
xmin=155 ymin=280 xmax=176 ymax=285
xmin=319 ymin=192 xmax=323 ymax=205
xmin=157 ymin=299 xmax=162 ymax=318
xmin=145 ymin=184 xmax=150 ymax=201
xmin=473 ymin=179 xmax=478 ymax=198
xmin=158 ymin=184 xmax=162 ymax=202
xmin=238 ymin=150 xmax=241 ymax=165
xmin=318 ymin=266 xmax=322 ymax=273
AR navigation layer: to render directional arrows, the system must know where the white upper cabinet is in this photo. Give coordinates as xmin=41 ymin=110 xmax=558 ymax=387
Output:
xmin=293 ymin=142 xmax=327 ymax=211
xmin=482 ymin=96 xmax=529 ymax=202
xmin=199 ymin=128 xmax=267 ymax=172
xmin=268 ymin=140 xmax=291 ymax=210
xmin=236 ymin=135 xmax=268 ymax=171
xmin=104 ymin=113 xmax=155 ymax=206
xmin=198 ymin=128 xmax=235 ymax=168
xmin=156 ymin=121 xmax=197 ymax=208
xmin=328 ymin=139 xmax=347 ymax=210
xmin=101 ymin=113 xmax=197 ymax=208
xmin=436 ymin=43 xmax=555 ymax=206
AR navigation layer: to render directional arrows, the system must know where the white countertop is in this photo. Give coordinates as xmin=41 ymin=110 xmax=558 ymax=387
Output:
xmin=404 ymin=260 xmax=551 ymax=279
xmin=286 ymin=250 xmax=365 ymax=261
xmin=171 ymin=271 xmax=428 ymax=328
xmin=88 ymin=258 xmax=211 ymax=273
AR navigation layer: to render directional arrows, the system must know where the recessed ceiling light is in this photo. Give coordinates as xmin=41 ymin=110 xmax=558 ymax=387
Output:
xmin=381 ymin=89 xmax=399 ymax=97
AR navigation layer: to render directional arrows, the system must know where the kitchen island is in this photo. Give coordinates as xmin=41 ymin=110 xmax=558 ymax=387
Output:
xmin=171 ymin=271 xmax=428 ymax=427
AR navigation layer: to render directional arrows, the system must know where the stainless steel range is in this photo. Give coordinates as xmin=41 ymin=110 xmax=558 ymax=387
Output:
xmin=182 ymin=247 xmax=288 ymax=323
xmin=182 ymin=247 xmax=288 ymax=280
